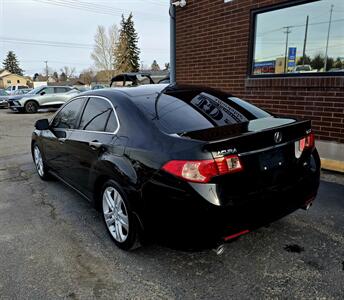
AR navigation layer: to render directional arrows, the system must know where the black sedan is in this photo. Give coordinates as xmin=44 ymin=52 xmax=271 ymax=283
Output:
xmin=31 ymin=84 xmax=320 ymax=250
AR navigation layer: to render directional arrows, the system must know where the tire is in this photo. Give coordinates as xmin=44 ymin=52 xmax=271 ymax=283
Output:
xmin=32 ymin=143 xmax=50 ymax=180
xmin=25 ymin=100 xmax=38 ymax=113
xmin=101 ymin=180 xmax=140 ymax=251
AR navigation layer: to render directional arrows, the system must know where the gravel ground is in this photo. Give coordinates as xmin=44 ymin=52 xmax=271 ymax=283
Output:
xmin=0 ymin=108 xmax=343 ymax=299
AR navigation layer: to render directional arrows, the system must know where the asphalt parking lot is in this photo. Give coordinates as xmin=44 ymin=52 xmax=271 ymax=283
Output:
xmin=0 ymin=108 xmax=343 ymax=299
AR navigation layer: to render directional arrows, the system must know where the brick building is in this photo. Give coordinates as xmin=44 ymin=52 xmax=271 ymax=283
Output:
xmin=174 ymin=0 xmax=344 ymax=168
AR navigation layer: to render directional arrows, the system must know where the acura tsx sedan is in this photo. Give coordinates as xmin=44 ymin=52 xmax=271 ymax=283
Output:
xmin=31 ymin=84 xmax=320 ymax=250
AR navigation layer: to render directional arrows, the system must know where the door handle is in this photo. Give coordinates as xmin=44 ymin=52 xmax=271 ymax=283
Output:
xmin=58 ymin=138 xmax=66 ymax=144
xmin=89 ymin=141 xmax=103 ymax=150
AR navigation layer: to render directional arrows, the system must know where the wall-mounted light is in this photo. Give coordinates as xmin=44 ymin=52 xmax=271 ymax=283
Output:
xmin=172 ymin=0 xmax=186 ymax=8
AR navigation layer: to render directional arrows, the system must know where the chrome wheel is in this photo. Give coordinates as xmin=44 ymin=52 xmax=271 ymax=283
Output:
xmin=34 ymin=145 xmax=44 ymax=177
xmin=102 ymin=187 xmax=129 ymax=243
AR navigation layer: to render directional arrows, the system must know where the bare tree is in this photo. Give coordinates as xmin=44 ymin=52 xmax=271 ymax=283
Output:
xmin=91 ymin=25 xmax=118 ymax=81
xmin=79 ymin=68 xmax=95 ymax=85
xmin=60 ymin=66 xmax=76 ymax=80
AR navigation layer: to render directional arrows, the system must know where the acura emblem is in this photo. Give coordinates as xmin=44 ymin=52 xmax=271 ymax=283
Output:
xmin=274 ymin=131 xmax=283 ymax=144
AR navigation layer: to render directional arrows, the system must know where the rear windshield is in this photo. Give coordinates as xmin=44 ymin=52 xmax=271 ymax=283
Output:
xmin=133 ymin=88 xmax=271 ymax=134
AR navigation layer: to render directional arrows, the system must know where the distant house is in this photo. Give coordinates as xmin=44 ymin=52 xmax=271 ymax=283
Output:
xmin=47 ymin=79 xmax=86 ymax=87
xmin=0 ymin=70 xmax=32 ymax=88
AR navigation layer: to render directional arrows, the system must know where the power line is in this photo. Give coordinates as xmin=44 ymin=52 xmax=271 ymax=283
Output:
xmin=0 ymin=36 xmax=93 ymax=49
xmin=31 ymin=0 xmax=166 ymax=20
xmin=257 ymin=18 xmax=344 ymax=36
xmin=0 ymin=36 xmax=167 ymax=52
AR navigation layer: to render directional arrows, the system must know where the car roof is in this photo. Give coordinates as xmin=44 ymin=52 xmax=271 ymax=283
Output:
xmin=79 ymin=84 xmax=169 ymax=99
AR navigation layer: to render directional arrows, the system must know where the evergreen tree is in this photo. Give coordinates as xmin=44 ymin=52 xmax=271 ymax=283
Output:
xmin=310 ymin=53 xmax=324 ymax=71
xmin=151 ymin=60 xmax=160 ymax=71
xmin=334 ymin=57 xmax=343 ymax=69
xmin=297 ymin=55 xmax=311 ymax=66
xmin=114 ymin=13 xmax=140 ymax=73
xmin=2 ymin=51 xmax=23 ymax=75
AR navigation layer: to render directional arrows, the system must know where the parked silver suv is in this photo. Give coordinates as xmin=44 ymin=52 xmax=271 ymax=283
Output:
xmin=8 ymin=86 xmax=79 ymax=113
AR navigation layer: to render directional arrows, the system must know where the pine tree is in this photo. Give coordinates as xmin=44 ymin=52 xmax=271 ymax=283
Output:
xmin=151 ymin=60 xmax=160 ymax=71
xmin=114 ymin=13 xmax=140 ymax=73
xmin=2 ymin=51 xmax=23 ymax=75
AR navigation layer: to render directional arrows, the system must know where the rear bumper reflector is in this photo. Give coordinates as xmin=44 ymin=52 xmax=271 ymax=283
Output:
xmin=224 ymin=229 xmax=250 ymax=241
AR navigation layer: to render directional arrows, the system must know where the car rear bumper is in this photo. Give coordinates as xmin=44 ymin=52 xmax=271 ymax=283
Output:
xmin=142 ymin=150 xmax=320 ymax=245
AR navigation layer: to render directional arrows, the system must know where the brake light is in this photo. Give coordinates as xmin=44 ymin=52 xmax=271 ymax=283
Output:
xmin=299 ymin=132 xmax=315 ymax=152
xmin=162 ymin=155 xmax=243 ymax=183
xmin=295 ymin=132 xmax=315 ymax=158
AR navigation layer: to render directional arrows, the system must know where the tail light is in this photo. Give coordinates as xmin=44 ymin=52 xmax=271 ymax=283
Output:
xmin=162 ymin=155 xmax=243 ymax=183
xmin=295 ymin=132 xmax=315 ymax=158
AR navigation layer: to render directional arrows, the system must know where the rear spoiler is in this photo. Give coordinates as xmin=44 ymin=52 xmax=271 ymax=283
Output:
xmin=183 ymin=119 xmax=312 ymax=155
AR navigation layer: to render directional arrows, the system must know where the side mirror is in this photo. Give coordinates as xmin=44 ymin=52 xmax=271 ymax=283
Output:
xmin=35 ymin=119 xmax=50 ymax=130
xmin=40 ymin=91 xmax=46 ymax=96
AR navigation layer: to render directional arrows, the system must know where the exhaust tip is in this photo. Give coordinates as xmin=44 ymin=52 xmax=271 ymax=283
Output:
xmin=303 ymin=202 xmax=313 ymax=210
xmin=213 ymin=244 xmax=225 ymax=256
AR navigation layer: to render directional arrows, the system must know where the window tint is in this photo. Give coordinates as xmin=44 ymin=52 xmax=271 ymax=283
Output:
xmin=105 ymin=111 xmax=118 ymax=133
xmin=55 ymin=87 xmax=69 ymax=93
xmin=52 ymin=98 xmax=84 ymax=129
xmin=133 ymin=89 xmax=271 ymax=134
xmin=79 ymin=98 xmax=113 ymax=132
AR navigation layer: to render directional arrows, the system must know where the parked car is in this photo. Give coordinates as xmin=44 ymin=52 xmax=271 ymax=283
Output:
xmin=31 ymin=84 xmax=320 ymax=250
xmin=158 ymin=75 xmax=170 ymax=84
xmin=293 ymin=65 xmax=317 ymax=73
xmin=12 ymin=88 xmax=32 ymax=95
xmin=5 ymin=85 xmax=29 ymax=95
xmin=7 ymin=86 xmax=79 ymax=113
xmin=110 ymin=73 xmax=154 ymax=87
xmin=0 ymin=89 xmax=9 ymax=108
xmin=92 ymin=84 xmax=107 ymax=90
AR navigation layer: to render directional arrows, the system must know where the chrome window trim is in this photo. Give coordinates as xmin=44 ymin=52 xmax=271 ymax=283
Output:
xmin=50 ymin=95 xmax=120 ymax=135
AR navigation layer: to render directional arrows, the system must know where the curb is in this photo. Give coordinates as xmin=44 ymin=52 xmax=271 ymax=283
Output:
xmin=321 ymin=158 xmax=344 ymax=174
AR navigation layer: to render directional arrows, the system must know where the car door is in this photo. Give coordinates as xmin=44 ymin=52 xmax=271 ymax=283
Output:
xmin=38 ymin=87 xmax=56 ymax=106
xmin=52 ymin=87 xmax=72 ymax=106
xmin=66 ymin=96 xmax=119 ymax=198
xmin=42 ymin=97 xmax=86 ymax=178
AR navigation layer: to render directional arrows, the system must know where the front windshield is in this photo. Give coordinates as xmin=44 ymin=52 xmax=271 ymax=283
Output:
xmin=0 ymin=90 xmax=8 ymax=96
xmin=26 ymin=87 xmax=43 ymax=95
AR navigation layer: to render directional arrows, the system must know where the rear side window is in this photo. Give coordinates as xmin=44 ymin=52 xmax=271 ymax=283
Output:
xmin=42 ymin=87 xmax=54 ymax=94
xmin=51 ymin=98 xmax=85 ymax=129
xmin=134 ymin=89 xmax=271 ymax=134
xmin=55 ymin=87 xmax=69 ymax=93
xmin=105 ymin=111 xmax=118 ymax=133
xmin=79 ymin=97 xmax=113 ymax=132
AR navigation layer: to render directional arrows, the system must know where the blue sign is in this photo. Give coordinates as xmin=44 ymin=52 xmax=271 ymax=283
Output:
xmin=288 ymin=47 xmax=297 ymax=67
xmin=254 ymin=61 xmax=275 ymax=68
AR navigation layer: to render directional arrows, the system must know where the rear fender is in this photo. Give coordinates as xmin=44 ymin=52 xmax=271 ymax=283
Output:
xmin=89 ymin=156 xmax=141 ymax=210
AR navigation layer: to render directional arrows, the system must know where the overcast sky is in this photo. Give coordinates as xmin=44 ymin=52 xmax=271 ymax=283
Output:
xmin=0 ymin=0 xmax=170 ymax=76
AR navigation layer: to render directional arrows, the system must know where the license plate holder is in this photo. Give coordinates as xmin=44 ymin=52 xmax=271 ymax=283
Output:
xmin=259 ymin=150 xmax=285 ymax=171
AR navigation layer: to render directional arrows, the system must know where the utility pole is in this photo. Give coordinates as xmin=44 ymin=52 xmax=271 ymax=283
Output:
xmin=170 ymin=0 xmax=176 ymax=84
xmin=283 ymin=26 xmax=292 ymax=73
xmin=44 ymin=60 xmax=48 ymax=79
xmin=302 ymin=15 xmax=309 ymax=65
xmin=324 ymin=4 xmax=334 ymax=72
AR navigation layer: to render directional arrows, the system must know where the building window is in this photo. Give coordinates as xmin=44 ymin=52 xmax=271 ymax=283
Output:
xmin=251 ymin=0 xmax=344 ymax=76
xmin=7 ymin=80 xmax=11 ymax=84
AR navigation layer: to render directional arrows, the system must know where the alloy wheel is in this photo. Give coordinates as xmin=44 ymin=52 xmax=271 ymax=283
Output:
xmin=34 ymin=145 xmax=44 ymax=177
xmin=102 ymin=186 xmax=129 ymax=243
